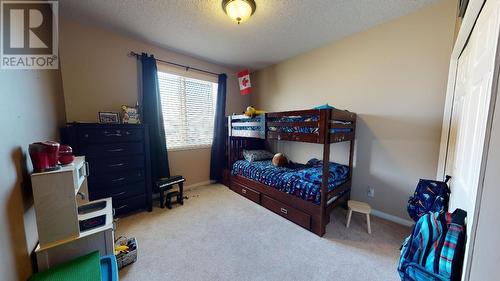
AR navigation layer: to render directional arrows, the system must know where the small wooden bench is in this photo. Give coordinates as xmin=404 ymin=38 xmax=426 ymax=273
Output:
xmin=346 ymin=200 xmax=372 ymax=234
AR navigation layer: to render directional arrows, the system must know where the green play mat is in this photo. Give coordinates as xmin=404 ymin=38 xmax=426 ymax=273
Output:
xmin=29 ymin=251 xmax=102 ymax=281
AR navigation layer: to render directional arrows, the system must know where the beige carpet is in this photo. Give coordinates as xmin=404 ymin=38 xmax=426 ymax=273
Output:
xmin=116 ymin=184 xmax=410 ymax=281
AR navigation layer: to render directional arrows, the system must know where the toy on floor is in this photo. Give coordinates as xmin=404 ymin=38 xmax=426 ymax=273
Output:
xmin=114 ymin=245 xmax=129 ymax=254
xmin=272 ymin=153 xmax=288 ymax=167
xmin=243 ymin=106 xmax=265 ymax=117
xmin=115 ymin=236 xmax=138 ymax=269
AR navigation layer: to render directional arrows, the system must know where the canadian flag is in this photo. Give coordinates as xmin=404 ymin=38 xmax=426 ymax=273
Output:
xmin=238 ymin=69 xmax=252 ymax=96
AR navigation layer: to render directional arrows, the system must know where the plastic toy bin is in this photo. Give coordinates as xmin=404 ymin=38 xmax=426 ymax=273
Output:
xmin=100 ymin=255 xmax=119 ymax=281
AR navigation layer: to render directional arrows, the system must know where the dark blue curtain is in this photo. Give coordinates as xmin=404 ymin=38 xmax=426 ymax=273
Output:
xmin=210 ymin=74 xmax=228 ymax=182
xmin=141 ymin=53 xmax=170 ymax=183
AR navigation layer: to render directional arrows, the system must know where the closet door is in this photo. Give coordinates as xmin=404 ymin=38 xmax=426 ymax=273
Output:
xmin=445 ymin=0 xmax=500 ymax=266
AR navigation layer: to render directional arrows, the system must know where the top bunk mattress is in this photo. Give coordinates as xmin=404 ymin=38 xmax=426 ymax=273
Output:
xmin=231 ymin=158 xmax=349 ymax=205
xmin=267 ymin=115 xmax=352 ymax=134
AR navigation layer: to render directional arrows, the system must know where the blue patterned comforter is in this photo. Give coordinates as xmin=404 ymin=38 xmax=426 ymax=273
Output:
xmin=233 ymin=116 xmax=352 ymax=133
xmin=267 ymin=126 xmax=350 ymax=134
xmin=232 ymin=159 xmax=349 ymax=205
xmin=268 ymin=116 xmax=351 ymax=134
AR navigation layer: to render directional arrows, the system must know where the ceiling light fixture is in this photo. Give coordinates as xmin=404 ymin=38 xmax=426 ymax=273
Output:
xmin=222 ymin=0 xmax=256 ymax=25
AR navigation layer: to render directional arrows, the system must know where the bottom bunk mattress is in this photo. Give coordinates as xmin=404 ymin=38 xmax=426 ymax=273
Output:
xmin=231 ymin=159 xmax=349 ymax=205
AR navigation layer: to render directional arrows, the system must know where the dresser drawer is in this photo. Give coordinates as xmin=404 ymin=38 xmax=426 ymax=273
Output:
xmin=230 ymin=181 xmax=260 ymax=203
xmin=113 ymin=194 xmax=147 ymax=216
xmin=88 ymin=170 xmax=145 ymax=189
xmin=261 ymin=195 xmax=311 ymax=229
xmin=88 ymin=155 xmax=145 ymax=174
xmin=80 ymin=143 xmax=144 ymax=158
xmin=90 ymin=182 xmax=145 ymax=201
xmin=78 ymin=128 xmax=143 ymax=143
xmin=61 ymin=123 xmax=152 ymax=217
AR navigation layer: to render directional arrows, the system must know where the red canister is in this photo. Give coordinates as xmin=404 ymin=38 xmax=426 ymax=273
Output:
xmin=29 ymin=142 xmax=50 ymax=172
xmin=58 ymin=145 xmax=75 ymax=165
xmin=29 ymin=141 xmax=61 ymax=172
xmin=42 ymin=141 xmax=60 ymax=168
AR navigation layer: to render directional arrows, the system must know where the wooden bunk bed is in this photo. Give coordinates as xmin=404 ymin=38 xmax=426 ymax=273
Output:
xmin=227 ymin=108 xmax=356 ymax=236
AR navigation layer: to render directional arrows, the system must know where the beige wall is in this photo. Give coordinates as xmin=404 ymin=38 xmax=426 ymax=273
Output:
xmin=0 ymin=69 xmax=66 ymax=280
xmin=59 ymin=18 xmax=250 ymax=186
xmin=252 ymin=0 xmax=457 ymax=220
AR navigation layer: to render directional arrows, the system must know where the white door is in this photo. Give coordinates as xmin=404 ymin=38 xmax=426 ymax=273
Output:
xmin=445 ymin=0 xmax=500 ymax=274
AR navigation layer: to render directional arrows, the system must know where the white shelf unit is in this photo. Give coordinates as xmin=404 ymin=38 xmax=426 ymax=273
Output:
xmin=31 ymin=156 xmax=89 ymax=247
xmin=31 ymin=156 xmax=115 ymax=270
xmin=35 ymin=198 xmax=115 ymax=271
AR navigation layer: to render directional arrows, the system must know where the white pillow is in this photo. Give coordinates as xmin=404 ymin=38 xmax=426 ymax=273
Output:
xmin=242 ymin=150 xmax=274 ymax=162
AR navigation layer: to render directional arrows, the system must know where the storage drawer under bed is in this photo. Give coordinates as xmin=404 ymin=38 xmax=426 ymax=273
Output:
xmin=261 ymin=195 xmax=311 ymax=230
xmin=230 ymin=181 xmax=260 ymax=203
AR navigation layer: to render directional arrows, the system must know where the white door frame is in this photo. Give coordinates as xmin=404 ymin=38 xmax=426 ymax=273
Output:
xmin=437 ymin=0 xmax=500 ymax=280
xmin=437 ymin=0 xmax=485 ymax=179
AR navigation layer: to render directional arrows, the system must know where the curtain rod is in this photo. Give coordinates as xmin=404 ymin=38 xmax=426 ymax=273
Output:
xmin=129 ymin=51 xmax=221 ymax=77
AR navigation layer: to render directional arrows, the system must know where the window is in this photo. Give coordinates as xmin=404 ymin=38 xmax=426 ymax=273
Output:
xmin=157 ymin=69 xmax=218 ymax=150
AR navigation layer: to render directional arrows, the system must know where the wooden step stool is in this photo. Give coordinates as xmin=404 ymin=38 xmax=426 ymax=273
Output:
xmin=346 ymin=200 xmax=372 ymax=234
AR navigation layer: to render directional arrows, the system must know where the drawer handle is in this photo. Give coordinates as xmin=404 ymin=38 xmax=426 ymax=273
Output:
xmin=84 ymin=161 xmax=90 ymax=177
xmin=112 ymin=177 xmax=126 ymax=182
xmin=111 ymin=191 xmax=126 ymax=197
xmin=280 ymin=208 xmax=288 ymax=215
xmin=114 ymin=205 xmax=127 ymax=211
xmin=108 ymin=163 xmax=125 ymax=167
xmin=241 ymin=189 xmax=247 ymax=194
xmin=77 ymin=191 xmax=86 ymax=200
xmin=107 ymin=148 xmax=124 ymax=152
xmin=104 ymin=130 xmax=122 ymax=137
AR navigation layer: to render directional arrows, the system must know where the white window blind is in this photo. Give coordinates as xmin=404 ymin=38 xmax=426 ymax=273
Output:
xmin=157 ymin=70 xmax=218 ymax=150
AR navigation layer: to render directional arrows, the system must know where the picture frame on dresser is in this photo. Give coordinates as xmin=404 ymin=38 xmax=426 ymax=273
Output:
xmin=98 ymin=112 xmax=121 ymax=124
xmin=61 ymin=123 xmax=153 ymax=216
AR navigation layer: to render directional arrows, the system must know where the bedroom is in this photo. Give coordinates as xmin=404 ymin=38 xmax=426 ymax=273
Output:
xmin=0 ymin=0 xmax=499 ymax=280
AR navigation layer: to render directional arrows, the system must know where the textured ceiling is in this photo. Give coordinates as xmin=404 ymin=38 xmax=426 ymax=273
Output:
xmin=59 ymin=0 xmax=440 ymax=70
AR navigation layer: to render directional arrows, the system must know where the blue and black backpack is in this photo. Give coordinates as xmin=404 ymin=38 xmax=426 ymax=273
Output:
xmin=407 ymin=176 xmax=451 ymax=222
xmin=398 ymin=209 xmax=467 ymax=281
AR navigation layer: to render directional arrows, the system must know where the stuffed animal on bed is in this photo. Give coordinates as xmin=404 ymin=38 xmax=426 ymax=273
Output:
xmin=272 ymin=153 xmax=288 ymax=167
xmin=243 ymin=106 xmax=265 ymax=117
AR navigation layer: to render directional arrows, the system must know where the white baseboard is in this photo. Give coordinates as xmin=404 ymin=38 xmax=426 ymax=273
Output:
xmin=371 ymin=209 xmax=414 ymax=227
xmin=184 ymin=180 xmax=215 ymax=191
xmin=152 ymin=180 xmax=215 ymax=200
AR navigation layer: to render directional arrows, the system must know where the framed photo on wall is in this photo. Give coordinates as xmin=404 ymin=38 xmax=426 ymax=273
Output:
xmin=98 ymin=112 xmax=120 ymax=124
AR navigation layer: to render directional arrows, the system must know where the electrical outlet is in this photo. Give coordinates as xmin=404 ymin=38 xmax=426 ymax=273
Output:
xmin=367 ymin=186 xmax=375 ymax=198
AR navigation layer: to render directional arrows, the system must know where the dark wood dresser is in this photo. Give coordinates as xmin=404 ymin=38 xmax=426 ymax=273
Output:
xmin=61 ymin=123 xmax=152 ymax=216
